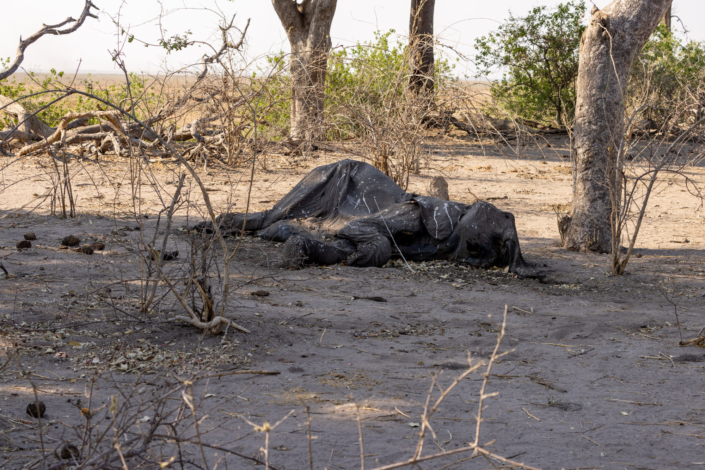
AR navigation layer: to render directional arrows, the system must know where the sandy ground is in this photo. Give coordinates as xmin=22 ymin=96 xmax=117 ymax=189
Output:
xmin=1 ymin=134 xmax=704 ymax=470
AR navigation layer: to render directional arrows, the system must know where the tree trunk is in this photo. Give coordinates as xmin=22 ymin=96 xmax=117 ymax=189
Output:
xmin=290 ymin=45 xmax=328 ymax=142
xmin=272 ymin=0 xmax=337 ymax=143
xmin=663 ymin=5 xmax=672 ymax=31
xmin=408 ymin=0 xmax=435 ymax=97
xmin=562 ymin=0 xmax=672 ymax=253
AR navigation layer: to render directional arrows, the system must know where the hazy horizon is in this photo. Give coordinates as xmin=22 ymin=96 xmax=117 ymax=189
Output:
xmin=2 ymin=1 xmax=702 ymax=78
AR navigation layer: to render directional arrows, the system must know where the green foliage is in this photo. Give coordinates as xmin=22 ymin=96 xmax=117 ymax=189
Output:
xmin=0 ymin=57 xmax=30 ymax=100
xmin=327 ymin=29 xmax=454 ymax=111
xmin=325 ymin=30 xmax=411 ymax=138
xmin=474 ymin=1 xmax=586 ymax=128
xmin=0 ymin=57 xmax=158 ymax=129
xmin=0 ymin=61 xmax=72 ymax=127
xmin=258 ymin=30 xmax=455 ymax=139
xmin=630 ymin=24 xmax=705 ymax=124
xmin=252 ymin=52 xmax=292 ymax=139
xmin=158 ymin=31 xmax=194 ymax=53
xmin=327 ymin=30 xmax=408 ymax=105
xmin=78 ymin=73 xmax=156 ymax=120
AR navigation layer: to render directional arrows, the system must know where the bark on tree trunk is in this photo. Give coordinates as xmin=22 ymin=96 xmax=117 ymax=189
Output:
xmin=663 ymin=5 xmax=672 ymax=31
xmin=272 ymin=0 xmax=337 ymax=143
xmin=562 ymin=0 xmax=672 ymax=253
xmin=408 ymin=0 xmax=435 ymax=97
xmin=290 ymin=45 xmax=328 ymax=142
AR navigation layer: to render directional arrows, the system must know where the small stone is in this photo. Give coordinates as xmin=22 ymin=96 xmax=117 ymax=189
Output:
xmin=24 ymin=232 xmax=36 ymax=241
xmin=61 ymin=235 xmax=81 ymax=247
xmin=92 ymin=242 xmax=105 ymax=251
xmin=16 ymin=240 xmax=32 ymax=250
xmin=78 ymin=245 xmax=94 ymax=255
xmin=26 ymin=400 xmax=46 ymax=418
xmin=58 ymin=443 xmax=80 ymax=460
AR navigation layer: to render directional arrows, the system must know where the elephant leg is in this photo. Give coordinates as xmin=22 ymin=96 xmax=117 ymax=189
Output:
xmin=344 ymin=236 xmax=393 ymax=268
xmin=282 ymin=235 xmax=355 ymax=268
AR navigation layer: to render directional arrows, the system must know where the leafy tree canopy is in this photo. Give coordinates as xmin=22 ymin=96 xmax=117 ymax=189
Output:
xmin=630 ymin=24 xmax=705 ymax=126
xmin=474 ymin=1 xmax=586 ymax=128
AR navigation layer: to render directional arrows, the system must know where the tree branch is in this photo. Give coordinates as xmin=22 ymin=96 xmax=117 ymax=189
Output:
xmin=271 ymin=0 xmax=303 ymax=33
xmin=0 ymin=1 xmax=99 ymax=81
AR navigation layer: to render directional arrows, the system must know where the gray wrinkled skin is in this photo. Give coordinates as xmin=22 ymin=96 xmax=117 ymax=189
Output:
xmin=197 ymin=160 xmax=538 ymax=277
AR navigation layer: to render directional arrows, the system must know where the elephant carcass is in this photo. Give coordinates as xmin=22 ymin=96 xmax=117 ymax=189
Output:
xmin=197 ymin=159 xmax=537 ymax=277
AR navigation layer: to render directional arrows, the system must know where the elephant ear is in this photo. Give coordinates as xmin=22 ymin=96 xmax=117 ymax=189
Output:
xmin=414 ymin=196 xmax=466 ymax=241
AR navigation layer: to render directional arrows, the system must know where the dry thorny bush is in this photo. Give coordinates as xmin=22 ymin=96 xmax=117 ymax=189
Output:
xmin=4 ymin=308 xmax=542 ymax=470
xmin=608 ymin=64 xmax=705 ymax=275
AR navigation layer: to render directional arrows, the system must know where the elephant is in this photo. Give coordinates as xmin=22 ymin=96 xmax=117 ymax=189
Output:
xmin=196 ymin=159 xmax=538 ymax=277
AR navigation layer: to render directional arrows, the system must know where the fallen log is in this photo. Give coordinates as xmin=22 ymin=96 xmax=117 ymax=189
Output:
xmin=0 ymin=129 xmax=42 ymax=142
xmin=18 ymin=110 xmax=121 ymax=156
xmin=449 ymin=111 xmax=568 ymax=136
xmin=0 ymin=95 xmax=54 ymax=140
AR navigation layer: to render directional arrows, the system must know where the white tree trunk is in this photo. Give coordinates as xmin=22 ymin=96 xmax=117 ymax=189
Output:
xmin=562 ymin=0 xmax=672 ymax=252
xmin=272 ymin=0 xmax=337 ymax=143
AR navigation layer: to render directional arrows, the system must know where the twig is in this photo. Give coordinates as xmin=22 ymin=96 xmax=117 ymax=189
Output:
xmin=522 ymin=408 xmax=540 ymax=421
xmin=357 ymin=404 xmax=365 ymax=470
xmin=306 ymin=406 xmax=314 ymax=470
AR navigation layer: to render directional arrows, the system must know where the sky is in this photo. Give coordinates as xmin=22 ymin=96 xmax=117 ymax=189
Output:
xmin=1 ymin=0 xmax=703 ymax=77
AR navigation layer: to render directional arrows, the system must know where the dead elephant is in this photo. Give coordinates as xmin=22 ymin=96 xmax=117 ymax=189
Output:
xmin=196 ymin=159 xmax=538 ymax=277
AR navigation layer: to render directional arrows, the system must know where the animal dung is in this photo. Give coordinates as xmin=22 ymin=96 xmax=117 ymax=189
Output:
xmin=61 ymin=235 xmax=81 ymax=247
xmin=78 ymin=245 xmax=94 ymax=255
xmin=23 ymin=232 xmax=36 ymax=240
xmin=150 ymin=250 xmax=179 ymax=262
xmin=16 ymin=240 xmax=32 ymax=250
xmin=26 ymin=400 xmax=46 ymax=418
xmin=92 ymin=242 xmax=105 ymax=251
xmin=58 ymin=443 xmax=80 ymax=459
xmin=352 ymin=296 xmax=388 ymax=302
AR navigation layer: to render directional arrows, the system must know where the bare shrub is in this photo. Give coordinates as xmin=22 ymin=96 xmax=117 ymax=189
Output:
xmin=323 ymin=32 xmax=448 ymax=189
xmin=610 ymin=71 xmax=705 ymax=274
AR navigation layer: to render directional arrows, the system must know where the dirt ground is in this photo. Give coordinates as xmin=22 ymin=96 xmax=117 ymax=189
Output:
xmin=1 ymin=134 xmax=704 ymax=470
